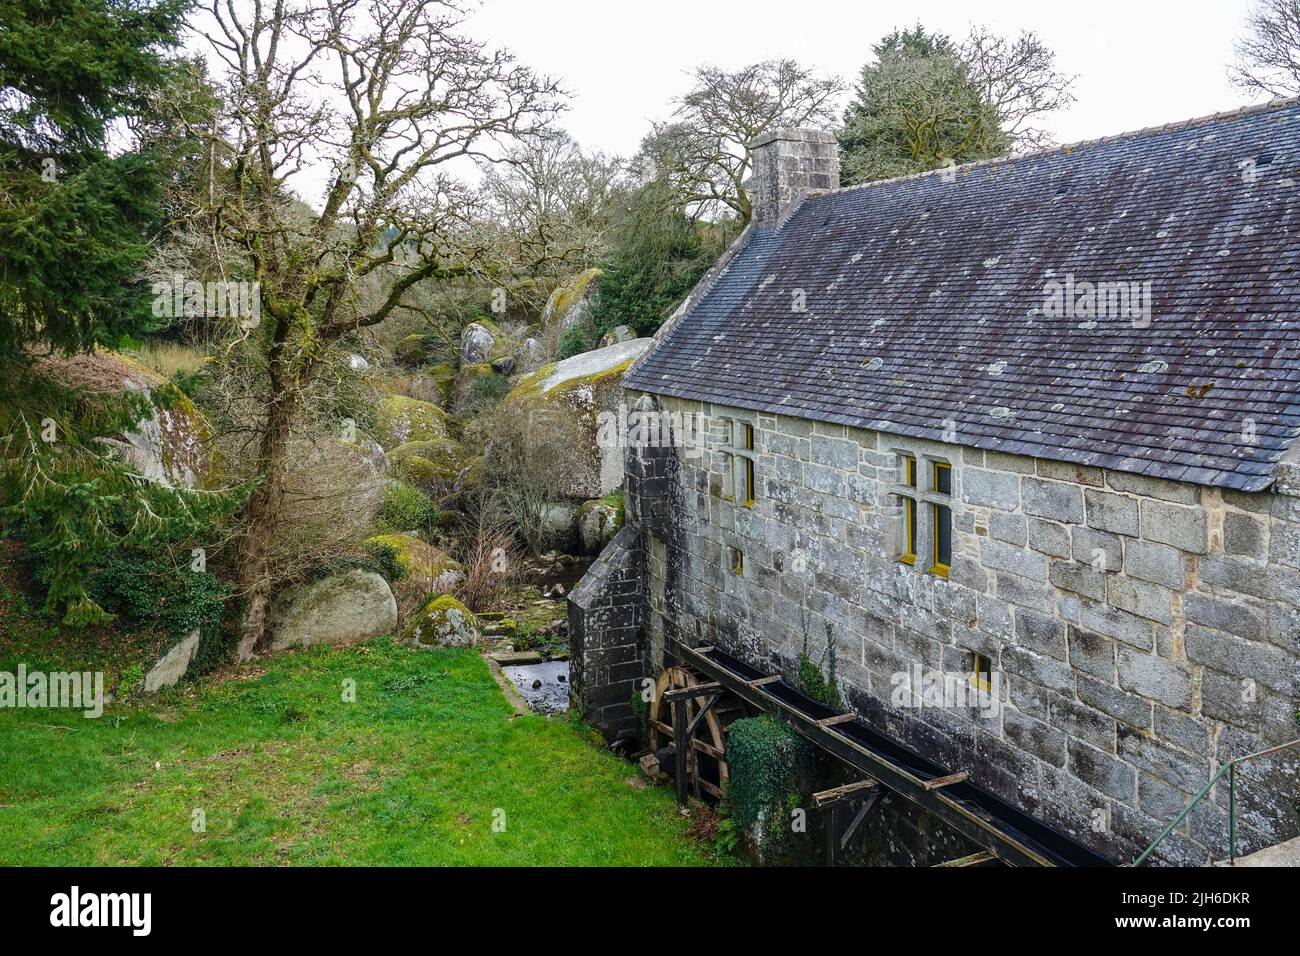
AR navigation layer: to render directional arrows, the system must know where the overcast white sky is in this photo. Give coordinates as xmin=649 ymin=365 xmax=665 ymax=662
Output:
xmin=463 ymin=0 xmax=1262 ymax=157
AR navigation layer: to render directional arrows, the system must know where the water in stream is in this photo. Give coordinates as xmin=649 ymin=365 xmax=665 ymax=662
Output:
xmin=503 ymin=660 xmax=570 ymax=714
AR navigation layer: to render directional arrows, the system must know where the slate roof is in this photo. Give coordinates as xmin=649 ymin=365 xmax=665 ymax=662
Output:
xmin=625 ymin=98 xmax=1300 ymax=492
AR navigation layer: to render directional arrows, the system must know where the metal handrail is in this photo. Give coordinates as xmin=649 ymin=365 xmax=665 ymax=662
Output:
xmin=1131 ymin=737 xmax=1300 ymax=866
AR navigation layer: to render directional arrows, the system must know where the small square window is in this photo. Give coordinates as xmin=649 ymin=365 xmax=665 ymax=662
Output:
xmin=971 ymin=653 xmax=992 ymax=693
xmin=933 ymin=461 xmax=951 ymax=496
xmin=728 ymin=547 xmax=744 ymax=575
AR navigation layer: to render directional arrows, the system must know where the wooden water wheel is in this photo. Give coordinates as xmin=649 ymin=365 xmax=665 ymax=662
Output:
xmin=646 ymin=666 xmax=747 ymax=801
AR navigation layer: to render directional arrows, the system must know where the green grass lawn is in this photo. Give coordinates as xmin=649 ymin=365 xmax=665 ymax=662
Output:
xmin=0 ymin=638 xmax=713 ymax=866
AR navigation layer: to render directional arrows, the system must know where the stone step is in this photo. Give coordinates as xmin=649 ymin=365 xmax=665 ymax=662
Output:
xmin=1214 ymin=834 xmax=1300 ymax=866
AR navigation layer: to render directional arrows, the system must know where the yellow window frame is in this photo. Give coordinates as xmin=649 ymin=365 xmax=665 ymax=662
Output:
xmin=932 ymin=460 xmax=951 ymax=495
xmin=930 ymin=501 xmax=951 ymax=578
xmin=971 ymin=653 xmax=992 ymax=693
xmin=730 ymin=547 xmax=744 ymax=575
xmin=899 ymin=496 xmax=917 ymax=565
xmin=744 ymin=457 xmax=756 ymax=507
xmin=904 ymin=455 xmax=917 ymax=487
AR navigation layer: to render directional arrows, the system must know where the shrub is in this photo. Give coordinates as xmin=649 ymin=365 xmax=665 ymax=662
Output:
xmin=462 ymin=370 xmax=510 ymax=416
xmin=89 ymin=549 xmax=235 ymax=674
xmin=798 ymin=618 xmax=842 ymax=709
xmin=556 ymin=322 xmax=595 ymax=359
xmin=375 ymin=481 xmax=438 ymax=534
xmin=724 ymin=714 xmax=809 ymax=831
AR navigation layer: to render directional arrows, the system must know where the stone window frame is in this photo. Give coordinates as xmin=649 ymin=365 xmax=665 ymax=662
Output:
xmin=717 ymin=415 xmax=758 ymax=508
xmin=889 ymin=446 xmax=954 ymax=577
xmin=727 ymin=545 xmax=745 ymax=576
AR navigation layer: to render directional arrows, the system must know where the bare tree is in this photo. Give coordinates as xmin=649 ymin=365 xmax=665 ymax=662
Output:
xmin=191 ymin=0 xmax=562 ymax=656
xmin=479 ymin=130 xmax=626 ymax=276
xmin=961 ymin=28 xmax=1076 ymax=152
xmin=1232 ymin=0 xmax=1300 ymax=98
xmin=641 ymin=59 xmax=843 ymax=223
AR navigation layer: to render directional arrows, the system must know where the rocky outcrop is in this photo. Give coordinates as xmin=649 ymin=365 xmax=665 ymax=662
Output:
xmin=375 ymin=395 xmax=449 ymax=449
xmin=578 ymin=496 xmax=622 ymax=554
xmin=542 ymin=268 xmax=602 ymax=333
xmin=507 ymin=338 xmax=653 ymax=499
xmin=460 ymin=322 xmax=497 ymax=366
xmin=38 ymin=349 xmax=211 ymax=488
xmin=600 ymin=325 xmax=635 ymax=347
xmin=268 ymin=570 xmax=398 ymax=651
xmin=366 ymin=533 xmax=464 ymax=592
xmin=144 ymin=629 xmax=201 ymax=693
xmin=403 ymin=594 xmax=479 ymax=647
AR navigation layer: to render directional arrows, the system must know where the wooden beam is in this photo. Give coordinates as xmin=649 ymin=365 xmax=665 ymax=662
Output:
xmin=922 ymin=771 xmax=969 ymax=791
xmin=817 ymin=713 xmax=857 ymax=729
xmin=749 ymin=675 xmax=782 ymax=687
xmin=672 ymin=697 xmax=689 ymax=808
xmin=813 ymin=779 xmax=879 ymax=808
xmin=933 ymin=851 xmax=997 ymax=868
xmin=662 ymin=681 xmax=722 ymax=703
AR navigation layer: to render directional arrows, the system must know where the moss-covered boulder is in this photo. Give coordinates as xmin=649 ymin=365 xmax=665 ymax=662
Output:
xmin=578 ymin=494 xmax=623 ymax=554
xmin=506 ymin=338 xmax=653 ymax=499
xmin=36 ymin=348 xmax=212 ymax=488
xmin=269 ymin=570 xmax=398 ymax=651
xmin=427 ymin=363 xmax=456 ymax=405
xmin=387 ymin=436 xmax=466 ymax=487
xmin=366 ymin=533 xmax=464 ymax=592
xmin=376 ymin=394 xmax=449 ymax=449
xmin=403 ymin=594 xmax=479 ymax=648
xmin=542 ymin=268 xmax=602 ymax=332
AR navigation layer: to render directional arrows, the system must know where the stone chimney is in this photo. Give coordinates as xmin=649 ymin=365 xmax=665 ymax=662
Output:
xmin=747 ymin=128 xmax=840 ymax=227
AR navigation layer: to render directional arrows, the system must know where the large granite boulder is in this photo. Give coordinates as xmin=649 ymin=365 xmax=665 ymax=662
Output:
xmin=375 ymin=394 xmax=449 ymax=449
xmin=578 ymin=497 xmax=622 ymax=554
xmin=507 ymin=338 xmax=653 ymax=499
xmin=542 ymin=268 xmax=602 ymax=333
xmin=600 ymin=325 xmax=636 ymax=347
xmin=387 ymin=436 xmax=466 ymax=488
xmin=37 ymin=349 xmax=211 ymax=488
xmin=366 ymin=533 xmax=465 ymax=593
xmin=268 ymin=570 xmax=398 ymax=651
xmin=460 ymin=322 xmax=497 ymax=366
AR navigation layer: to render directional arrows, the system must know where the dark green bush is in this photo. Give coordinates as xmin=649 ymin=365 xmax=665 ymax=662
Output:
xmin=375 ymin=481 xmax=438 ymax=534
xmin=556 ymin=322 xmax=596 ymax=359
xmin=724 ymin=713 xmax=809 ymax=831
xmin=88 ymin=549 xmax=235 ymax=674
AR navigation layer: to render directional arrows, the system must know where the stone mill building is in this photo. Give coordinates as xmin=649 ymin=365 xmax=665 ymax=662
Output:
xmin=570 ymin=102 xmax=1300 ymax=865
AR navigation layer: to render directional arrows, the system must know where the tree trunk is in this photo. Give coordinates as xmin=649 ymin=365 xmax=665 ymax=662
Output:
xmin=234 ymin=379 xmax=297 ymax=659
